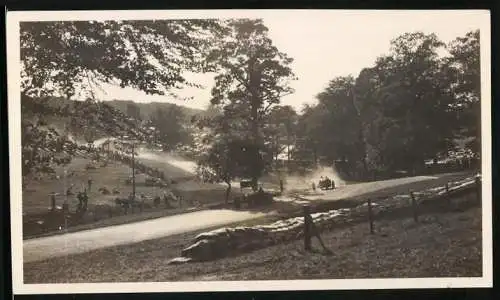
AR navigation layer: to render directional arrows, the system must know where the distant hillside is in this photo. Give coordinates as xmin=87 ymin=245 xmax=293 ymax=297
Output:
xmin=106 ymin=100 xmax=207 ymax=122
xmin=21 ymin=95 xmax=164 ymax=178
xmin=21 ymin=96 xmax=152 ymax=143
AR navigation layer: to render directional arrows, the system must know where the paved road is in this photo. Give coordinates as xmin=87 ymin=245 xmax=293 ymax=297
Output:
xmin=23 ymin=209 xmax=269 ymax=263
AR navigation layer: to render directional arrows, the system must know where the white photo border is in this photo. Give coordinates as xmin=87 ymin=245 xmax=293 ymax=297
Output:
xmin=6 ymin=9 xmax=493 ymax=294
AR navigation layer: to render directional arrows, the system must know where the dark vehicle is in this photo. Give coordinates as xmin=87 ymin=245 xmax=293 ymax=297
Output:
xmin=235 ymin=188 xmax=274 ymax=209
xmin=318 ymin=177 xmax=335 ymax=190
xmin=239 ymin=180 xmax=254 ymax=190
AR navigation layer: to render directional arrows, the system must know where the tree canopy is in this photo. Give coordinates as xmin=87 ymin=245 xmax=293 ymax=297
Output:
xmin=20 ymin=20 xmax=225 ymax=99
xmin=20 ymin=18 xmax=480 ymax=185
xmin=149 ymin=105 xmax=192 ymax=150
xmin=294 ymin=30 xmax=481 ymax=180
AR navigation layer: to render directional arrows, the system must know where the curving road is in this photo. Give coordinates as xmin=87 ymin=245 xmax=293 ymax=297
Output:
xmin=23 ymin=174 xmax=449 ymax=263
xmin=24 ymin=139 xmax=468 ymax=263
xmin=23 ymin=209 xmax=269 ymax=263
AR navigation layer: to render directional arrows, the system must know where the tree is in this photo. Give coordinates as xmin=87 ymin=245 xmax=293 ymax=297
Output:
xmin=265 ymin=105 xmax=298 ymax=164
xmin=371 ymin=32 xmax=457 ymax=173
xmin=293 ymin=103 xmax=328 ymax=171
xmin=353 ymin=67 xmax=384 ymax=176
xmin=314 ymin=76 xmax=367 ymax=178
xmin=126 ymin=103 xmax=142 ymax=121
xmin=150 ymin=105 xmax=192 ymax=150
xmin=205 ymin=19 xmax=296 ymax=189
xmin=296 ymin=31 xmax=471 ymax=180
xmin=446 ymin=30 xmax=481 ymax=154
xmin=20 ymin=20 xmax=225 ymax=99
xmin=337 ymin=33 xmax=455 ymax=175
xmin=20 ymin=20 xmax=225 ymax=177
xmin=21 ymin=119 xmax=41 ymax=177
xmin=196 ymin=113 xmax=263 ymax=203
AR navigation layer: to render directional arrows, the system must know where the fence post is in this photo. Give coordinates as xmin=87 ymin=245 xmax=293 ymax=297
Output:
xmin=50 ymin=194 xmax=56 ymax=212
xmin=445 ymin=183 xmax=451 ymax=205
xmin=303 ymin=205 xmax=312 ymax=251
xmin=410 ymin=191 xmax=418 ymax=223
xmin=475 ymin=175 xmax=481 ymax=201
xmin=368 ymin=198 xmax=374 ymax=234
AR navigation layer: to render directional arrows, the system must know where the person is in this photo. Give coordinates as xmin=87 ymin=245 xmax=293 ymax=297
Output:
xmin=77 ymin=192 xmax=83 ymax=211
xmin=163 ymin=191 xmax=171 ymax=209
xmin=62 ymin=201 xmax=69 ymax=213
xmin=279 ymin=179 xmax=284 ymax=193
xmin=82 ymin=189 xmax=89 ymax=211
xmin=66 ymin=183 xmax=74 ymax=196
xmin=140 ymin=193 xmax=145 ymax=211
xmin=319 ymin=176 xmax=325 ymax=189
xmin=324 ymin=176 xmax=331 ymax=189
xmin=50 ymin=194 xmax=56 ymax=211
xmin=153 ymin=196 xmax=161 ymax=208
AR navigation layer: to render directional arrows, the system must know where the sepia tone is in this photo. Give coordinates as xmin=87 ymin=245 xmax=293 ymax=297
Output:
xmin=11 ymin=12 xmax=487 ymax=288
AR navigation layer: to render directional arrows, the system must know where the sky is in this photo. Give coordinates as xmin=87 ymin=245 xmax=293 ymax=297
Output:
xmin=87 ymin=10 xmax=486 ymax=111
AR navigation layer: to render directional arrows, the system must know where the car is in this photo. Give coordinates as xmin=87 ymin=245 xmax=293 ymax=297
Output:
xmin=318 ymin=177 xmax=335 ymax=190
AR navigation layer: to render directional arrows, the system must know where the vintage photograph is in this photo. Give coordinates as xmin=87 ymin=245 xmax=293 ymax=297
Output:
xmin=7 ymin=9 xmax=491 ymax=293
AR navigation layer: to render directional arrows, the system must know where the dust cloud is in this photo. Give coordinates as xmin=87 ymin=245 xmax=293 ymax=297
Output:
xmin=281 ymin=165 xmax=346 ymax=191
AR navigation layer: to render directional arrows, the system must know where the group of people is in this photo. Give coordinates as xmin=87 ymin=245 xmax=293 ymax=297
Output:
xmin=153 ymin=190 xmax=179 ymax=209
xmin=315 ymin=176 xmax=336 ymax=191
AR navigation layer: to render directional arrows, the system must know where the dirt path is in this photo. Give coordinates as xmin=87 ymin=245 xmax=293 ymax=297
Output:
xmin=273 ymin=175 xmax=440 ymax=205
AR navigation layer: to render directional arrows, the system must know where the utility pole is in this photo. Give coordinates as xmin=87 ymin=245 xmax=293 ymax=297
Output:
xmin=62 ymin=122 xmax=69 ymax=214
xmin=63 ymin=168 xmax=69 ymax=230
xmin=64 ymin=169 xmax=67 ymax=203
xmin=132 ymin=142 xmax=136 ymax=201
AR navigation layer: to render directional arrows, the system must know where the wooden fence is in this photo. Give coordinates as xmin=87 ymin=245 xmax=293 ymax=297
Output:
xmin=303 ymin=175 xmax=481 ymax=249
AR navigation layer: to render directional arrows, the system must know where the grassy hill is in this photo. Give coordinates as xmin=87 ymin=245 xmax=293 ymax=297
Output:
xmin=20 ymin=96 xmax=230 ymax=223
xmin=107 ymin=99 xmax=206 ymax=122
xmin=22 ymin=96 xmax=149 ymax=142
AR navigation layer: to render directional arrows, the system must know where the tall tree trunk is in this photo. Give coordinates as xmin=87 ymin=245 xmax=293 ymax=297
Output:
xmin=249 ymin=58 xmax=261 ymax=192
xmin=287 ymin=133 xmax=291 ymax=169
xmin=250 ymin=101 xmax=259 ymax=191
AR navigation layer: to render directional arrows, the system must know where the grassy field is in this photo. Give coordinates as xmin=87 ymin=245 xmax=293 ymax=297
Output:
xmin=24 ymin=190 xmax=482 ymax=283
xmin=22 ymin=154 xmax=240 ymax=239
xmin=23 ymin=155 xmax=232 ymax=215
